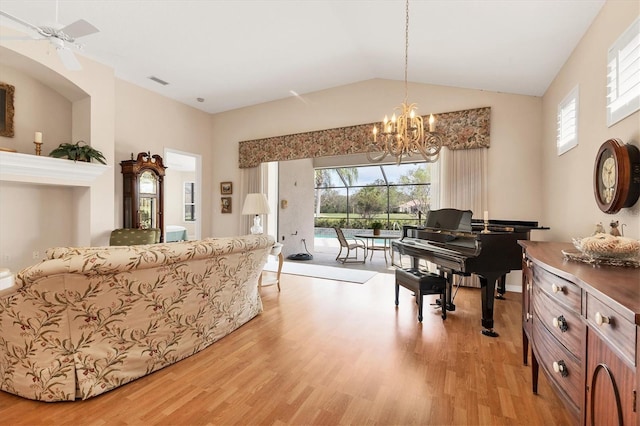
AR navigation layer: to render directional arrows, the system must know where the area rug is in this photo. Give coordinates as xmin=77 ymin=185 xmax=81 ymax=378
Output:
xmin=263 ymin=259 xmax=377 ymax=284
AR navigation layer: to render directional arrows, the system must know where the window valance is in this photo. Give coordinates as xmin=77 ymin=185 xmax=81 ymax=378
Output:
xmin=239 ymin=106 xmax=490 ymax=168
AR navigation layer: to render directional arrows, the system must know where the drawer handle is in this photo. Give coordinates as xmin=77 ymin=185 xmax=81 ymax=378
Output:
xmin=526 ymin=313 xmax=532 ymax=320
xmin=526 ymin=259 xmax=532 ymax=268
xmin=551 ymin=283 xmax=562 ymax=293
xmin=595 ymin=311 xmax=610 ymax=326
xmin=552 ymin=315 xmax=568 ymax=332
xmin=551 ymin=284 xmax=564 ymax=293
xmin=552 ymin=360 xmax=568 ymax=377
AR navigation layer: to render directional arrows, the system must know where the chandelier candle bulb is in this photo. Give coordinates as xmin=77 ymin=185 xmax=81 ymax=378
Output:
xmin=429 ymin=115 xmax=435 ymax=132
xmin=484 ymin=211 xmax=489 ymax=222
xmin=34 ymin=132 xmax=42 ymax=143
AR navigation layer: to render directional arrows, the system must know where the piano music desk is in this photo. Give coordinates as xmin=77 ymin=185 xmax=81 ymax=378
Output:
xmin=354 ymin=233 xmax=401 ymax=264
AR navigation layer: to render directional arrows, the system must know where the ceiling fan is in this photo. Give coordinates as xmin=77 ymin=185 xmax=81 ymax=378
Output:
xmin=0 ymin=6 xmax=99 ymax=71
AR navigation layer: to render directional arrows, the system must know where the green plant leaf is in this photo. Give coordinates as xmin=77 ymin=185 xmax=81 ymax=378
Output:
xmin=48 ymin=141 xmax=106 ymax=164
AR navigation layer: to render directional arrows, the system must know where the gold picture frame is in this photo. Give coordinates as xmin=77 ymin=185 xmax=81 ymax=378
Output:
xmin=220 ymin=181 xmax=232 ymax=194
xmin=0 ymin=82 xmax=15 ymax=138
xmin=221 ymin=197 xmax=232 ymax=214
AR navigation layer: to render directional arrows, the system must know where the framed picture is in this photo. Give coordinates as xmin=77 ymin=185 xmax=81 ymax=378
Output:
xmin=0 ymin=82 xmax=15 ymax=138
xmin=220 ymin=181 xmax=232 ymax=194
xmin=221 ymin=197 xmax=232 ymax=213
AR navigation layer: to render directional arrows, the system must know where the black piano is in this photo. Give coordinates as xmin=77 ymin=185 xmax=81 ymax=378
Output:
xmin=392 ymin=208 xmax=545 ymax=337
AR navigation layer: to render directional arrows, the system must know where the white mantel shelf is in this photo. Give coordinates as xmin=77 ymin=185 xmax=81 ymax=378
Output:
xmin=0 ymin=151 xmax=110 ymax=186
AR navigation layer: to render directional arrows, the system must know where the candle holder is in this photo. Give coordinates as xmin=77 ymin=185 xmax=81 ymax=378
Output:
xmin=34 ymin=141 xmax=43 ymax=156
xmin=482 ymin=220 xmax=490 ymax=233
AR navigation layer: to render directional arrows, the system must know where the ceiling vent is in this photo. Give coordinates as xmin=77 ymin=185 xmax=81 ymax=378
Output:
xmin=148 ymin=76 xmax=169 ymax=86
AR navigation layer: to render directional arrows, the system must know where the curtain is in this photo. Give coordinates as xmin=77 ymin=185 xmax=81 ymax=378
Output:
xmin=440 ymin=147 xmax=488 ymax=213
xmin=438 ymin=147 xmax=488 ymax=288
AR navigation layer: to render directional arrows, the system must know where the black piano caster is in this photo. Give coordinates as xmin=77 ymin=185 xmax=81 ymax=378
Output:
xmin=481 ymin=329 xmax=499 ymax=338
xmin=435 ymin=298 xmax=456 ymax=312
xmin=495 ymin=293 xmax=506 ymax=300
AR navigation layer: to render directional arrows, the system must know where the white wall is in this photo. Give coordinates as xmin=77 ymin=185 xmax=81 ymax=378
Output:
xmin=278 ymin=159 xmax=315 ymax=258
xmin=211 ymin=0 xmax=640 ymax=245
xmin=114 ymin=80 xmax=213 ymax=237
xmin=210 ymin=79 xmax=544 ymax=253
xmin=0 ymin=37 xmax=115 ymax=270
xmin=164 ymin=169 xmax=196 ymax=238
xmin=0 ymin=38 xmax=213 ymax=271
xmin=541 ymin=1 xmax=640 ymax=241
xmin=0 ymin=65 xmax=73 ymax=152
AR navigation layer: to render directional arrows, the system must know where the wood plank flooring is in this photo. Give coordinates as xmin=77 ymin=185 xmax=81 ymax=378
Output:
xmin=0 ymin=271 xmax=572 ymax=425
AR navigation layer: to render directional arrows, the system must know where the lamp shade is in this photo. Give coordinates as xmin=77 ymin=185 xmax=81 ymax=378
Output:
xmin=241 ymin=193 xmax=271 ymax=215
xmin=242 ymin=193 xmax=271 ymax=234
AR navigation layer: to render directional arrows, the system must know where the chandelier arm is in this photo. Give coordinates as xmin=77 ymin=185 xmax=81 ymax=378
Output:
xmin=366 ymin=144 xmax=388 ymax=162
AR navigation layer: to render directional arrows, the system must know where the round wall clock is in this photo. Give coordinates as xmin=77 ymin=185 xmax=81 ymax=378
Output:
xmin=593 ymin=138 xmax=640 ymax=214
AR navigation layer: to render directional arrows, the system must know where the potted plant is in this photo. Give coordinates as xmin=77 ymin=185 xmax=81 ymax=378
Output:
xmin=49 ymin=141 xmax=107 ymax=164
xmin=371 ymin=221 xmax=383 ymax=236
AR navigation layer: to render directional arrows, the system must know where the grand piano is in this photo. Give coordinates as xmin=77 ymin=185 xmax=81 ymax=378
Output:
xmin=392 ymin=208 xmax=545 ymax=337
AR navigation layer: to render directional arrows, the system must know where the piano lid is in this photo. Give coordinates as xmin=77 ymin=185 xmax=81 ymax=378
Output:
xmin=424 ymin=209 xmax=473 ymax=232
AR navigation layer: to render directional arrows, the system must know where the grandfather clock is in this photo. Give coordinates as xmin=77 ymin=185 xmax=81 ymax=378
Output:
xmin=120 ymin=152 xmax=166 ymax=241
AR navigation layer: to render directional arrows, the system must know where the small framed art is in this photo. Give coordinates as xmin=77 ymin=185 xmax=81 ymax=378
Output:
xmin=220 ymin=181 xmax=232 ymax=194
xmin=221 ymin=197 xmax=232 ymax=213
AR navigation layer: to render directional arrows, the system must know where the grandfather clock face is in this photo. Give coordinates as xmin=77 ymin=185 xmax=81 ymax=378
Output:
xmin=139 ymin=170 xmax=157 ymax=194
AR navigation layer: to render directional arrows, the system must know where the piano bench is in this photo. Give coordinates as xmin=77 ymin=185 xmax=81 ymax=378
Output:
xmin=395 ymin=268 xmax=447 ymax=321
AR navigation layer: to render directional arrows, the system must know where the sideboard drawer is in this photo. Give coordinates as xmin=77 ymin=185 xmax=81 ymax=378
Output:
xmin=532 ymin=317 xmax=582 ymax=413
xmin=532 ymin=264 xmax=581 ymax=313
xmin=533 ymin=285 xmax=585 ymax=360
xmin=585 ymin=292 xmax=637 ymax=367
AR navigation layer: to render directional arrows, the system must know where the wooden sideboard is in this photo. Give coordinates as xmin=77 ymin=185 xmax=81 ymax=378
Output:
xmin=519 ymin=241 xmax=639 ymax=426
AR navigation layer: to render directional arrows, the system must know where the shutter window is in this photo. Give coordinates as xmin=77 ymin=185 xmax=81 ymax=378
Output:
xmin=557 ymin=86 xmax=579 ymax=155
xmin=607 ymin=17 xmax=640 ymax=127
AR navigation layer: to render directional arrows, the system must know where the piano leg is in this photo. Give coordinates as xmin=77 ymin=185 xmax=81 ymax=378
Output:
xmin=479 ymin=274 xmax=500 ymax=337
xmin=444 ymin=273 xmax=456 ymax=312
xmin=495 ymin=274 xmax=506 ymax=300
xmin=434 ymin=270 xmax=456 ymax=312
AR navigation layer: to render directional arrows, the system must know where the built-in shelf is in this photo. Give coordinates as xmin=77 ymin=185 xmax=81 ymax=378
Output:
xmin=0 ymin=151 xmax=110 ymax=186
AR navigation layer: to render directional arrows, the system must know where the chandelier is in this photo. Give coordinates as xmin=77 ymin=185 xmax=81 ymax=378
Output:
xmin=367 ymin=0 xmax=443 ymax=165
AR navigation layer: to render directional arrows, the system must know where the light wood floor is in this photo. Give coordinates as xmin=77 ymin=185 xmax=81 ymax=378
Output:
xmin=0 ymin=272 xmax=572 ymax=425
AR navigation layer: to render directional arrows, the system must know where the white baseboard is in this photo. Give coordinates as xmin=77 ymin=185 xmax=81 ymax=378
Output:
xmin=506 ymin=284 xmax=521 ymax=293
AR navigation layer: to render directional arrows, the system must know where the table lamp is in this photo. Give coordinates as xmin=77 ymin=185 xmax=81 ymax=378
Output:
xmin=242 ymin=193 xmax=271 ymax=234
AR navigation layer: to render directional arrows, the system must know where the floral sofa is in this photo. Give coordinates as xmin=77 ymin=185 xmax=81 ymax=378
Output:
xmin=0 ymin=234 xmax=274 ymax=401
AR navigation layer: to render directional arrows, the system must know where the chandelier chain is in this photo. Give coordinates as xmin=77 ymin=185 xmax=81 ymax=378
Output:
xmin=404 ymin=0 xmax=409 ymax=104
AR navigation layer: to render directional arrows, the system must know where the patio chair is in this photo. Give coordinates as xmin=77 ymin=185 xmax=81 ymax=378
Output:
xmin=333 ymin=226 xmax=367 ymax=264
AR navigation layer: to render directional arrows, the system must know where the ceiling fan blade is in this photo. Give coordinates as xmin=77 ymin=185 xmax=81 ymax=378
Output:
xmin=56 ymin=46 xmax=82 ymax=71
xmin=0 ymin=10 xmax=41 ymax=33
xmin=60 ymin=19 xmax=99 ymax=39
xmin=0 ymin=35 xmax=34 ymax=41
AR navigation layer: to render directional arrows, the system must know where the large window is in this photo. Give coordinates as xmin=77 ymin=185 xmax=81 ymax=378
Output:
xmin=314 ymin=162 xmax=436 ymax=230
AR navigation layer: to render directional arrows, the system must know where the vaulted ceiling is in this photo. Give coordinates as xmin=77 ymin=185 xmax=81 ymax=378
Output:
xmin=0 ymin=0 xmax=605 ymax=114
